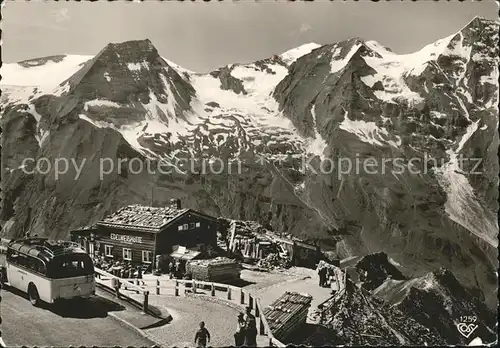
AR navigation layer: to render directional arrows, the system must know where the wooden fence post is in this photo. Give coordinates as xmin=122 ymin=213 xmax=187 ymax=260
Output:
xmin=248 ymin=294 xmax=253 ymax=309
xmin=143 ymin=291 xmax=149 ymax=313
xmin=192 ymin=280 xmax=196 ymax=294
xmin=156 ymin=279 xmax=160 ymax=295
xmin=240 ymin=289 xmax=245 ymax=304
xmin=227 ymin=287 xmax=232 ymax=300
xmin=211 ymin=283 xmax=215 ymax=296
xmin=135 ymin=279 xmax=140 ymax=294
xmin=175 ymin=280 xmax=179 ymax=296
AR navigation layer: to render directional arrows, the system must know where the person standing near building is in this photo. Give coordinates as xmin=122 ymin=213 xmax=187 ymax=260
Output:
xmin=136 ymin=266 xmax=144 ymax=285
xmin=194 ymin=321 xmax=211 ymax=347
xmin=318 ymin=266 xmax=327 ymax=287
xmin=169 ymin=260 xmax=175 ymax=279
xmin=243 ymin=306 xmax=257 ymax=347
xmin=234 ymin=313 xmax=246 ymax=346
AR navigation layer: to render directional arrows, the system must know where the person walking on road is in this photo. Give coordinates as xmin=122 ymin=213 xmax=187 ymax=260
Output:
xmin=243 ymin=306 xmax=258 ymax=347
xmin=234 ymin=313 xmax=246 ymax=346
xmin=194 ymin=321 xmax=211 ymax=347
xmin=318 ymin=266 xmax=327 ymax=287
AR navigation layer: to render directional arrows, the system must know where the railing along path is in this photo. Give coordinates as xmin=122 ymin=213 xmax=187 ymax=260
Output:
xmin=94 ymin=268 xmax=285 ymax=347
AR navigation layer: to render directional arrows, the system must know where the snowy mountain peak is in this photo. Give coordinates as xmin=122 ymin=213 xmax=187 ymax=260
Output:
xmin=460 ymin=15 xmax=499 ymax=31
xmin=105 ymin=38 xmax=155 ymax=53
xmin=364 ymin=40 xmax=394 ymax=55
xmin=86 ymin=39 xmax=169 ymax=76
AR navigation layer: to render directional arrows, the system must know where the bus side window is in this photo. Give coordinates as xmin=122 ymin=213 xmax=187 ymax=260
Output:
xmin=27 ymin=257 xmax=35 ymax=271
xmin=7 ymin=249 xmax=19 ymax=262
xmin=32 ymin=258 xmax=46 ymax=275
xmin=39 ymin=261 xmax=47 ymax=275
xmin=17 ymin=254 xmax=28 ymax=267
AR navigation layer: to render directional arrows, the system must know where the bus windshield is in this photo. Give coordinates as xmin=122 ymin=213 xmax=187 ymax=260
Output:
xmin=47 ymin=254 xmax=94 ymax=279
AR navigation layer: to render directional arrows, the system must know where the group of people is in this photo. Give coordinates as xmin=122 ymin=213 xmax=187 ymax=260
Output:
xmin=193 ymin=306 xmax=258 ymax=347
xmin=165 ymin=259 xmax=186 ymax=279
xmin=93 ymin=255 xmax=144 ymax=279
xmin=317 ymin=264 xmax=336 ymax=288
xmin=234 ymin=306 xmax=258 ymax=347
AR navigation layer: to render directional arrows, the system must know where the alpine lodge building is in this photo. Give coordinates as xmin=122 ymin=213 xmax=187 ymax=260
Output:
xmin=70 ymin=199 xmax=218 ymax=266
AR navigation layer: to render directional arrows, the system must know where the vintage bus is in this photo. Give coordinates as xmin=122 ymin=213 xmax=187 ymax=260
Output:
xmin=1 ymin=237 xmax=95 ymax=306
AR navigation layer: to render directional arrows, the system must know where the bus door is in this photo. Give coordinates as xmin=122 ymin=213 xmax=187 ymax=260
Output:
xmin=5 ymin=250 xmax=21 ymax=288
xmin=7 ymin=253 xmax=29 ymax=290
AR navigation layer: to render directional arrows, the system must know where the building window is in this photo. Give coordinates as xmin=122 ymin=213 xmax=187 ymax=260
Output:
xmin=195 ymin=222 xmax=201 ymax=228
xmin=178 ymin=225 xmax=184 ymax=231
xmin=183 ymin=224 xmax=189 ymax=230
xmin=123 ymin=248 xmax=132 ymax=261
xmin=142 ymin=250 xmax=153 ymax=263
xmin=105 ymin=245 xmax=113 ymax=257
xmin=189 ymin=222 xmax=196 ymax=229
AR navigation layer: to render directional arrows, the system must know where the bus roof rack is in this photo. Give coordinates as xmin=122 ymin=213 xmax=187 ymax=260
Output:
xmin=10 ymin=237 xmax=49 ymax=245
xmin=9 ymin=238 xmax=87 ymax=258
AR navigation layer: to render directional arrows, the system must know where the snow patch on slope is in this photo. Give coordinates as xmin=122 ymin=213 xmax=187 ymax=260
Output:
xmin=1 ymin=55 xmax=92 ymax=87
xmin=78 ymin=114 xmax=155 ymax=158
xmin=362 ymin=34 xmax=458 ymax=104
xmin=188 ymin=67 xmax=306 ymax=156
xmin=127 ymin=62 xmax=149 ymax=71
xmin=1 ymin=55 xmax=93 ymax=106
xmin=437 ymin=119 xmax=498 ymax=248
xmin=339 ymin=110 xmax=401 ymax=148
xmin=280 ymin=43 xmax=322 ymax=65
xmin=231 ymin=64 xmax=288 ymax=95
xmin=162 ymin=57 xmax=195 ymax=76
xmin=305 ymin=105 xmax=328 ymax=159
xmin=330 ymin=43 xmax=362 ymax=74
xmin=26 ymin=103 xmax=50 ymax=147
xmin=84 ymin=99 xmax=122 ymax=111
xmin=141 ymin=89 xmax=193 ymax=144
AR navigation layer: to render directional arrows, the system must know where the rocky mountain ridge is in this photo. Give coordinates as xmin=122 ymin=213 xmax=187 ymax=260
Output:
xmin=1 ymin=17 xmax=498 ymax=310
xmin=307 ymin=259 xmax=496 ymax=346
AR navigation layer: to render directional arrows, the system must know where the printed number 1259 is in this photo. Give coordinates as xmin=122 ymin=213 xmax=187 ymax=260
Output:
xmin=459 ymin=316 xmax=477 ymax=323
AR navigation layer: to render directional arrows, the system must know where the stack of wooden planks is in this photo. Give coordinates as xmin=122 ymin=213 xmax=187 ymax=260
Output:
xmin=263 ymin=291 xmax=313 ymax=342
xmin=187 ymin=257 xmax=241 ymax=282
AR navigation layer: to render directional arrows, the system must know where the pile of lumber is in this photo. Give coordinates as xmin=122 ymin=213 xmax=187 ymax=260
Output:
xmin=263 ymin=291 xmax=313 ymax=342
xmin=187 ymin=257 xmax=241 ymax=282
xmin=257 ymin=253 xmax=291 ymax=270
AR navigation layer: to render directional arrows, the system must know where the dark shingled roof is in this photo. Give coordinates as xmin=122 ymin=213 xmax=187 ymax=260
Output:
xmin=97 ymin=204 xmax=189 ymax=232
xmin=263 ymin=291 xmax=313 ymax=341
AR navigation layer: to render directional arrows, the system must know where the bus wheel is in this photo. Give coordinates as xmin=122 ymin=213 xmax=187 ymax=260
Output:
xmin=28 ymin=283 xmax=40 ymax=306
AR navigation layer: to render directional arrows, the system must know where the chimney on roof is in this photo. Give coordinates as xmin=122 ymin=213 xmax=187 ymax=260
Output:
xmin=170 ymin=198 xmax=181 ymax=210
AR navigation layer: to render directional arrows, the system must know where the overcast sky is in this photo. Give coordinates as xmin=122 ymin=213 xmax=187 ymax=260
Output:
xmin=2 ymin=0 xmax=498 ymax=72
